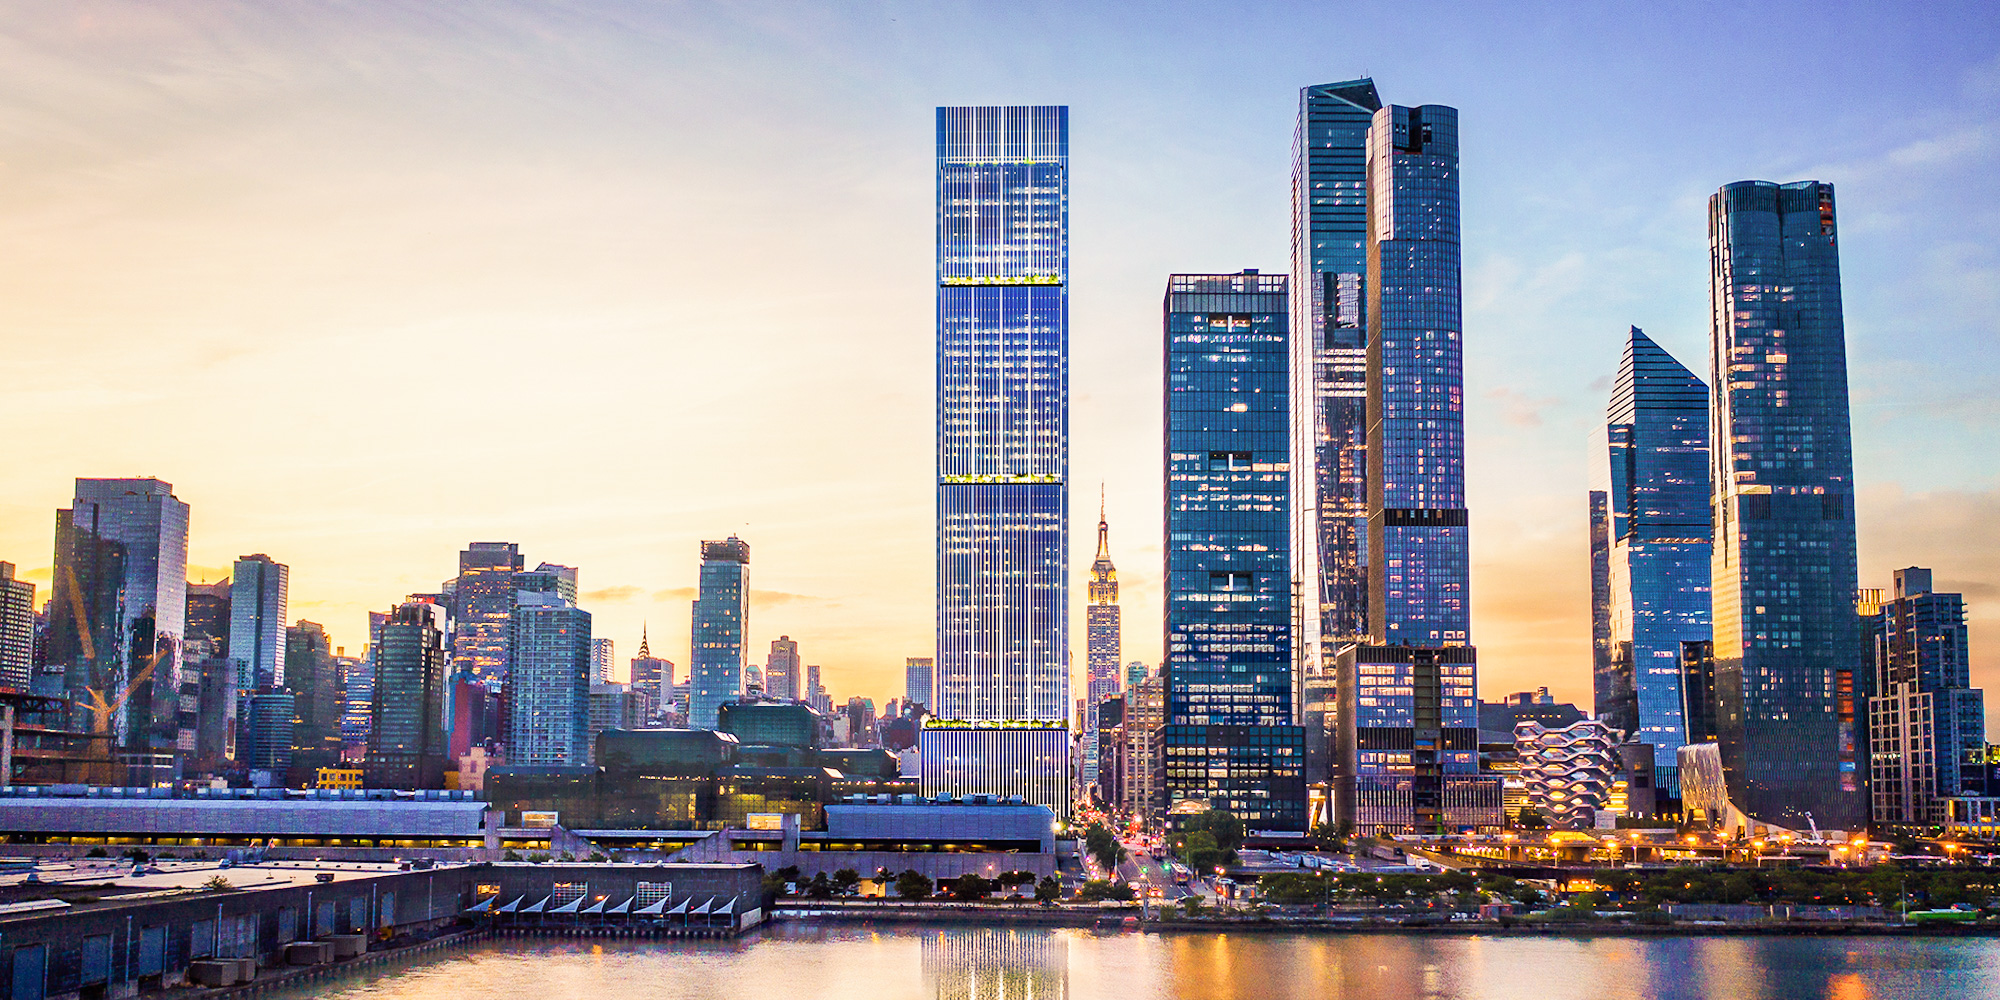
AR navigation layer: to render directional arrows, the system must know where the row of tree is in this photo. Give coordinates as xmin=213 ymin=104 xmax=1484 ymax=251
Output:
xmin=1252 ymin=866 xmax=2000 ymax=910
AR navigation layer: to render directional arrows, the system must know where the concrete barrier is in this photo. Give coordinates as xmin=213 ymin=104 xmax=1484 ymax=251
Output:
xmin=286 ymin=941 xmax=334 ymax=965
xmin=328 ymin=933 xmax=368 ymax=958
xmin=191 ymin=960 xmax=239 ymax=987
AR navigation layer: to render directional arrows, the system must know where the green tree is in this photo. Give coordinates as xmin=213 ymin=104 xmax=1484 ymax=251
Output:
xmin=1084 ymin=823 xmax=1127 ymax=872
xmin=1034 ymin=876 xmax=1062 ymax=905
xmin=948 ymin=874 xmax=994 ymax=902
xmin=807 ymin=872 xmax=835 ymax=900
xmin=832 ymin=868 xmax=861 ymax=896
xmin=1513 ymin=807 xmax=1547 ymax=830
xmin=1076 ymin=879 xmax=1136 ymax=903
xmin=895 ymin=869 xmax=934 ymax=902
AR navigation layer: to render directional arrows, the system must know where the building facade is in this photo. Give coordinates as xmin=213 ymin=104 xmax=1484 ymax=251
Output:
xmin=366 ymin=601 xmax=449 ymax=789
xmin=0 ymin=562 xmax=33 ymax=689
xmin=629 ymin=625 xmax=671 ymax=715
xmin=506 ymin=596 xmax=593 ymax=767
xmin=689 ymin=537 xmax=750 ymax=729
xmin=1291 ymin=77 xmax=1382 ymax=661
xmin=917 ymin=720 xmax=1070 ymax=814
xmin=765 ymin=635 xmax=800 ymax=702
xmin=1867 ymin=568 xmax=1984 ymax=826
xmin=1597 ymin=327 xmax=1711 ymax=783
xmin=905 ymin=657 xmax=934 ymax=713
xmin=934 ymin=105 xmax=1070 ymax=724
xmin=1515 ymin=719 xmax=1625 ymax=830
xmin=46 ymin=478 xmax=191 ymax=781
xmin=1082 ymin=502 xmax=1121 ymax=787
xmin=1162 ymin=271 xmax=1307 ymax=831
xmin=451 ymin=542 xmax=523 ymax=687
xmin=592 ymin=637 xmax=616 ymax=684
xmin=283 ymin=620 xmax=342 ymax=784
xmin=1706 ymin=180 xmax=1865 ymax=830
xmin=1123 ymin=672 xmax=1166 ymax=821
xmin=228 ymin=554 xmax=289 ymax=693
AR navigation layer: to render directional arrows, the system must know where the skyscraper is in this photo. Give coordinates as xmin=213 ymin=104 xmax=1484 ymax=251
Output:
xmin=591 ymin=637 xmax=616 ymax=683
xmin=1707 ymin=179 xmax=1865 ymax=829
xmin=1162 ymin=271 xmax=1307 ymax=831
xmin=47 ymin=478 xmax=190 ymax=780
xmin=689 ymin=536 xmax=749 ymax=729
xmin=507 ymin=593 xmax=593 ymax=767
xmin=904 ymin=656 xmax=934 ymax=712
xmin=1366 ymin=104 xmax=1468 ymax=645
xmin=451 ymin=542 xmax=523 ymax=686
xmin=934 ymin=105 xmax=1070 ymax=724
xmin=1334 ymin=102 xmax=1498 ymax=837
xmin=766 ymin=635 xmax=800 ymax=702
xmin=0 ymin=562 xmax=34 ymax=689
xmin=284 ymin=619 xmax=342 ymax=784
xmin=1867 ymin=568 xmax=1983 ymax=826
xmin=365 ymin=600 xmax=449 ymax=789
xmin=629 ymin=625 xmax=672 ymax=714
xmin=1292 ymin=78 xmax=1383 ymax=657
xmin=1082 ymin=497 xmax=1121 ymax=787
xmin=228 ymin=554 xmax=289 ymax=693
xmin=1597 ymin=327 xmax=1711 ymax=785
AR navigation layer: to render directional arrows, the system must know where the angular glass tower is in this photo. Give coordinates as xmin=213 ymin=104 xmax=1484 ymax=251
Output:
xmin=506 ymin=596 xmax=593 ymax=766
xmin=452 ymin=542 xmax=523 ymax=686
xmin=1291 ymin=78 xmax=1383 ymax=655
xmin=228 ymin=553 xmax=289 ymax=692
xmin=1366 ymin=104 xmax=1469 ymax=645
xmin=1162 ymin=271 xmax=1306 ymax=831
xmin=1600 ymin=327 xmax=1711 ymax=781
xmin=47 ymin=478 xmax=190 ymax=781
xmin=1707 ymin=179 xmax=1865 ymax=829
xmin=935 ymin=106 xmax=1069 ymax=723
xmin=689 ymin=536 xmax=749 ymax=730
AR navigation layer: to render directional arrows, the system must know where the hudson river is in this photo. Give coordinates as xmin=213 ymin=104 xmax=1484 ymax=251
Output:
xmin=267 ymin=925 xmax=1998 ymax=999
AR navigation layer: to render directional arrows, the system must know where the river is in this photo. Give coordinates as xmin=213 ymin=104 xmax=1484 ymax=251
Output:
xmin=264 ymin=924 xmax=1997 ymax=999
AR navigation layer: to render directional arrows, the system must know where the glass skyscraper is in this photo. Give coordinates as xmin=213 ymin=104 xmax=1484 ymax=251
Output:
xmin=935 ymin=106 xmax=1069 ymax=724
xmin=47 ymin=478 xmax=190 ymax=781
xmin=1367 ymin=104 xmax=1468 ymax=645
xmin=228 ymin=553 xmax=289 ymax=693
xmin=689 ymin=536 xmax=749 ymax=730
xmin=1291 ymin=78 xmax=1382 ymax=655
xmin=1866 ymin=568 xmax=1985 ymax=826
xmin=1161 ymin=271 xmax=1306 ymax=831
xmin=1707 ymin=179 xmax=1865 ymax=829
xmin=365 ymin=600 xmax=449 ymax=789
xmin=1333 ymin=102 xmax=1497 ymax=837
xmin=1596 ymin=327 xmax=1711 ymax=781
xmin=507 ymin=595 xmax=593 ymax=766
xmin=452 ymin=542 xmax=523 ymax=686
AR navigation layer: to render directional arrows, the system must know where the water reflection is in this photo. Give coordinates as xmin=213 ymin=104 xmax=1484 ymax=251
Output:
xmin=922 ymin=928 xmax=1066 ymax=1000
xmin=259 ymin=927 xmax=2000 ymax=1000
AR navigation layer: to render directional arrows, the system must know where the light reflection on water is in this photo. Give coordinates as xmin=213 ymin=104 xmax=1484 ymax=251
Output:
xmin=265 ymin=926 xmax=2000 ymax=1000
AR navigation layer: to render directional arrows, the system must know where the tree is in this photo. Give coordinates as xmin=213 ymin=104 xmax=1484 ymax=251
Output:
xmin=807 ymin=873 xmax=835 ymax=900
xmin=895 ymin=869 xmax=934 ymax=902
xmin=1075 ymin=879 xmax=1136 ymax=903
xmin=1084 ymin=823 xmax=1127 ymax=872
xmin=1035 ymin=876 xmax=1062 ymax=905
xmin=1514 ymin=807 xmax=1547 ymax=831
xmin=948 ymin=874 xmax=994 ymax=902
xmin=832 ymin=868 xmax=861 ymax=897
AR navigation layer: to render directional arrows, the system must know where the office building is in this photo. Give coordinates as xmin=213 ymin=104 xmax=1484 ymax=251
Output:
xmin=1331 ymin=101 xmax=1498 ymax=837
xmin=766 ymin=636 xmax=801 ymax=702
xmin=592 ymin=637 xmax=616 ymax=683
xmin=805 ymin=663 xmax=830 ymax=715
xmin=366 ymin=601 xmax=450 ymax=789
xmin=1867 ymin=568 xmax=1985 ymax=826
xmin=227 ymin=554 xmax=288 ymax=693
xmin=192 ymin=655 xmax=237 ymax=774
xmin=451 ymin=542 xmax=523 ymax=686
xmin=46 ymin=478 xmax=190 ymax=780
xmin=0 ymin=562 xmax=34 ymax=689
xmin=1292 ymin=77 xmax=1382 ymax=659
xmin=934 ymin=105 xmax=1070 ymax=724
xmin=1706 ymin=180 xmax=1864 ymax=829
xmin=1123 ymin=671 xmax=1166 ymax=821
xmin=283 ymin=620 xmax=342 ymax=784
xmin=506 ymin=595 xmax=593 ymax=767
xmin=241 ymin=688 xmax=295 ymax=781
xmin=690 ymin=537 xmax=749 ymax=729
xmin=1161 ymin=271 xmax=1307 ymax=831
xmin=629 ymin=625 xmax=671 ymax=717
xmin=917 ymin=719 xmax=1069 ymax=814
xmin=905 ymin=657 xmax=934 ymax=713
xmin=1125 ymin=661 xmax=1147 ymax=690
xmin=339 ymin=644 xmax=374 ymax=755
xmin=1594 ymin=327 xmax=1711 ymax=785
xmin=1477 ymin=689 xmax=1587 ymax=742
xmin=1083 ymin=500 xmax=1121 ymax=786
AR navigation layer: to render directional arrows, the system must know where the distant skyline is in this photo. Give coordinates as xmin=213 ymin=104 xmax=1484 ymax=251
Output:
xmin=0 ymin=3 xmax=1994 ymax=713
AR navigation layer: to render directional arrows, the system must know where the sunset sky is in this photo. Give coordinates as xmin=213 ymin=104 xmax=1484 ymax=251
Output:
xmin=1 ymin=2 xmax=1995 ymax=714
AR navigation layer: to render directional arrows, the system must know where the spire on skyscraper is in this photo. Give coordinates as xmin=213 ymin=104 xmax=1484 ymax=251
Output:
xmin=637 ymin=621 xmax=650 ymax=660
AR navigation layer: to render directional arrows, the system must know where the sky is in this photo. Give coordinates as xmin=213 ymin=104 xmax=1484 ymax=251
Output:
xmin=0 ymin=1 xmax=1995 ymax=714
